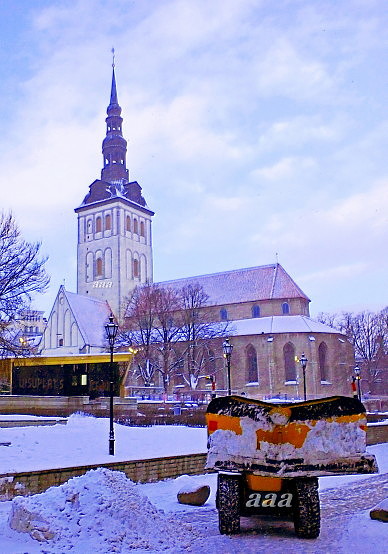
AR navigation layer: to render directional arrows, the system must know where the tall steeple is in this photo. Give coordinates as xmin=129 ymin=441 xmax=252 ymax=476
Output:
xmin=75 ymin=53 xmax=154 ymax=321
xmin=101 ymin=52 xmax=129 ymax=183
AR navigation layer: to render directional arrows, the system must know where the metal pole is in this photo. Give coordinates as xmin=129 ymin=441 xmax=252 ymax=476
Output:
xmin=356 ymin=376 xmax=361 ymax=401
xmin=109 ymin=344 xmax=115 ymax=455
xmin=303 ymin=366 xmax=306 ymax=401
xmin=227 ymin=356 xmax=231 ymax=396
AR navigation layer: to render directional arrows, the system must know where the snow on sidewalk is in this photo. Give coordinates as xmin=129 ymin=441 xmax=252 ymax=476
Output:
xmin=0 ymin=414 xmax=207 ymax=473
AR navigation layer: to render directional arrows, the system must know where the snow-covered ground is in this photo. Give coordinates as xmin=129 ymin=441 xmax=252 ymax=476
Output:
xmin=0 ymin=414 xmax=387 ymax=553
xmin=0 ymin=414 xmax=207 ymax=473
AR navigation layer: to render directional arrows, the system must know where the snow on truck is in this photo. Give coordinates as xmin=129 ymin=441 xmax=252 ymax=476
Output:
xmin=206 ymin=395 xmax=378 ymax=538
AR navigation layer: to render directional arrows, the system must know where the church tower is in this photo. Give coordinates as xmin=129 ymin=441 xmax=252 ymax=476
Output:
xmin=75 ymin=61 xmax=154 ymax=321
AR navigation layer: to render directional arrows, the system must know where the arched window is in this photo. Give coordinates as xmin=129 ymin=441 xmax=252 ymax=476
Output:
xmin=319 ymin=342 xmax=329 ymax=381
xmin=96 ymin=257 xmax=103 ymax=277
xmin=104 ymin=248 xmax=112 ymax=279
xmin=105 ymin=214 xmax=111 ymax=231
xmin=126 ymin=215 xmax=131 ymax=232
xmin=71 ymin=323 xmax=78 ymax=347
xmin=284 ymin=342 xmax=296 ymax=381
xmin=140 ymin=254 xmax=147 ymax=283
xmin=246 ymin=345 xmax=258 ymax=383
xmin=95 ymin=217 xmax=102 ymax=233
xmin=134 ymin=219 xmax=138 ymax=234
xmin=220 ymin=308 xmax=228 ymax=321
xmin=282 ymin=302 xmax=290 ymax=314
xmin=85 ymin=252 xmax=93 ymax=283
xmin=140 ymin=221 xmax=145 ymax=237
xmin=126 ymin=249 xmax=132 ymax=279
xmin=133 ymin=258 xmax=139 ymax=278
xmin=252 ymin=305 xmax=260 ymax=318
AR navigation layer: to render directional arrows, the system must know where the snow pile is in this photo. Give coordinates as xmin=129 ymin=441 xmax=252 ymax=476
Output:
xmin=9 ymin=468 xmax=196 ymax=552
xmin=207 ymin=415 xmax=367 ymax=468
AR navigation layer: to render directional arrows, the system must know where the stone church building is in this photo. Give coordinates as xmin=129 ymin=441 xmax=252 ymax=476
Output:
xmin=40 ymin=65 xmax=354 ymax=400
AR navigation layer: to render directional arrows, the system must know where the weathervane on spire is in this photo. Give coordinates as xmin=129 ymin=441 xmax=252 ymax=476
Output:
xmin=111 ymin=47 xmax=115 ymax=68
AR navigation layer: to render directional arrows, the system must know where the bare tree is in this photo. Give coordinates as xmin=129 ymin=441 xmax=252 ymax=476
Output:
xmin=122 ymin=282 xmax=231 ymax=393
xmin=120 ymin=284 xmax=161 ymax=387
xmin=317 ymin=309 xmax=388 ymax=391
xmin=0 ymin=213 xmax=49 ymax=357
xmin=121 ymin=284 xmax=183 ymax=393
xmin=152 ymin=285 xmax=183 ymax=393
xmin=178 ymin=283 xmax=230 ymax=390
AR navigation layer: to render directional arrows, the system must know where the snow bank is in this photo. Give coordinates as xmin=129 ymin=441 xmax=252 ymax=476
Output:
xmin=207 ymin=415 xmax=367 ymax=468
xmin=8 ymin=468 xmax=196 ymax=552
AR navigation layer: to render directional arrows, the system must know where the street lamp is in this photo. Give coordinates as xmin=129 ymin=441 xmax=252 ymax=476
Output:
xmin=223 ymin=338 xmax=234 ymax=396
xmin=104 ymin=314 xmax=119 ymax=455
xmin=299 ymin=353 xmax=308 ymax=401
xmin=354 ymin=366 xmax=361 ymax=401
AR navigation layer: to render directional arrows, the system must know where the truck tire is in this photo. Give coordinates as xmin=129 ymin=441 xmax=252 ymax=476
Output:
xmin=217 ymin=473 xmax=241 ymax=535
xmin=292 ymin=477 xmax=320 ymax=539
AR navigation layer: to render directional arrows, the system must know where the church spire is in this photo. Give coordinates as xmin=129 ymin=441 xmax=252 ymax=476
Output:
xmin=101 ymin=51 xmax=129 ymax=183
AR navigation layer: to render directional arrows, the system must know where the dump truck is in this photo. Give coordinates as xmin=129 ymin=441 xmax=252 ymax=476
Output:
xmin=206 ymin=395 xmax=378 ymax=538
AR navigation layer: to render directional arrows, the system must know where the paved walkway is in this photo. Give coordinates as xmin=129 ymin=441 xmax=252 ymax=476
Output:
xmin=176 ymin=474 xmax=388 ymax=553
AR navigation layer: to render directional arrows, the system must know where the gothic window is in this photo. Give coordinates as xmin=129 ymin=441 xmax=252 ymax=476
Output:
xmin=64 ymin=309 xmax=71 ymax=347
xmin=220 ymin=308 xmax=228 ymax=321
xmin=252 ymin=305 xmax=260 ymax=318
xmin=282 ymin=302 xmax=290 ymax=314
xmin=134 ymin=219 xmax=138 ymax=234
xmin=86 ymin=252 xmax=93 ymax=283
xmin=96 ymin=257 xmax=103 ymax=277
xmin=133 ymin=258 xmax=139 ymax=278
xmin=104 ymin=248 xmax=112 ymax=279
xmin=284 ymin=342 xmax=296 ymax=381
xmin=96 ymin=217 xmax=102 ymax=233
xmin=87 ymin=219 xmax=92 ymax=234
xmin=105 ymin=214 xmax=111 ymax=231
xmin=319 ymin=342 xmax=329 ymax=381
xmin=126 ymin=215 xmax=131 ymax=232
xmin=246 ymin=345 xmax=258 ymax=383
xmin=140 ymin=221 xmax=145 ymax=237
xmin=140 ymin=254 xmax=147 ymax=282
xmin=126 ymin=249 xmax=132 ymax=279
xmin=71 ymin=323 xmax=78 ymax=347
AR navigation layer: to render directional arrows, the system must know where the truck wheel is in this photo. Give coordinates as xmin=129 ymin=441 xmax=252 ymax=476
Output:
xmin=292 ymin=477 xmax=320 ymax=539
xmin=217 ymin=473 xmax=241 ymax=535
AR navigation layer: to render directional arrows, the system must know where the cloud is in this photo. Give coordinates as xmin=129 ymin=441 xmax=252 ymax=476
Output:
xmin=0 ymin=0 xmax=386 ymax=315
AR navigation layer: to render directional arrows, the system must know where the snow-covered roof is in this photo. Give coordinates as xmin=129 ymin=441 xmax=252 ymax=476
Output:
xmin=64 ymin=290 xmax=111 ymax=347
xmin=157 ymin=263 xmax=310 ymax=305
xmin=229 ymin=315 xmax=344 ymax=337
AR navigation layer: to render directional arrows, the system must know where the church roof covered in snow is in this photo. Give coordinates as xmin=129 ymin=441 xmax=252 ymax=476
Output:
xmin=64 ymin=290 xmax=112 ymax=347
xmin=157 ymin=263 xmax=310 ymax=305
xmin=229 ymin=315 xmax=344 ymax=337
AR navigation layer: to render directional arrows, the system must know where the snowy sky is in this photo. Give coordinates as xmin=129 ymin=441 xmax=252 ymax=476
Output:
xmin=1 ymin=0 xmax=387 ymax=317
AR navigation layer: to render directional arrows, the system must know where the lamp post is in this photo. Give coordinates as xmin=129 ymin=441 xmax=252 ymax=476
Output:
xmin=354 ymin=366 xmax=361 ymax=401
xmin=299 ymin=353 xmax=308 ymax=401
xmin=104 ymin=314 xmax=119 ymax=455
xmin=223 ymin=338 xmax=234 ymax=396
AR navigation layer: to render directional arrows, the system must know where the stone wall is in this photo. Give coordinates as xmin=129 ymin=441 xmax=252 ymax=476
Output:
xmin=0 ymin=453 xmax=209 ymax=501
